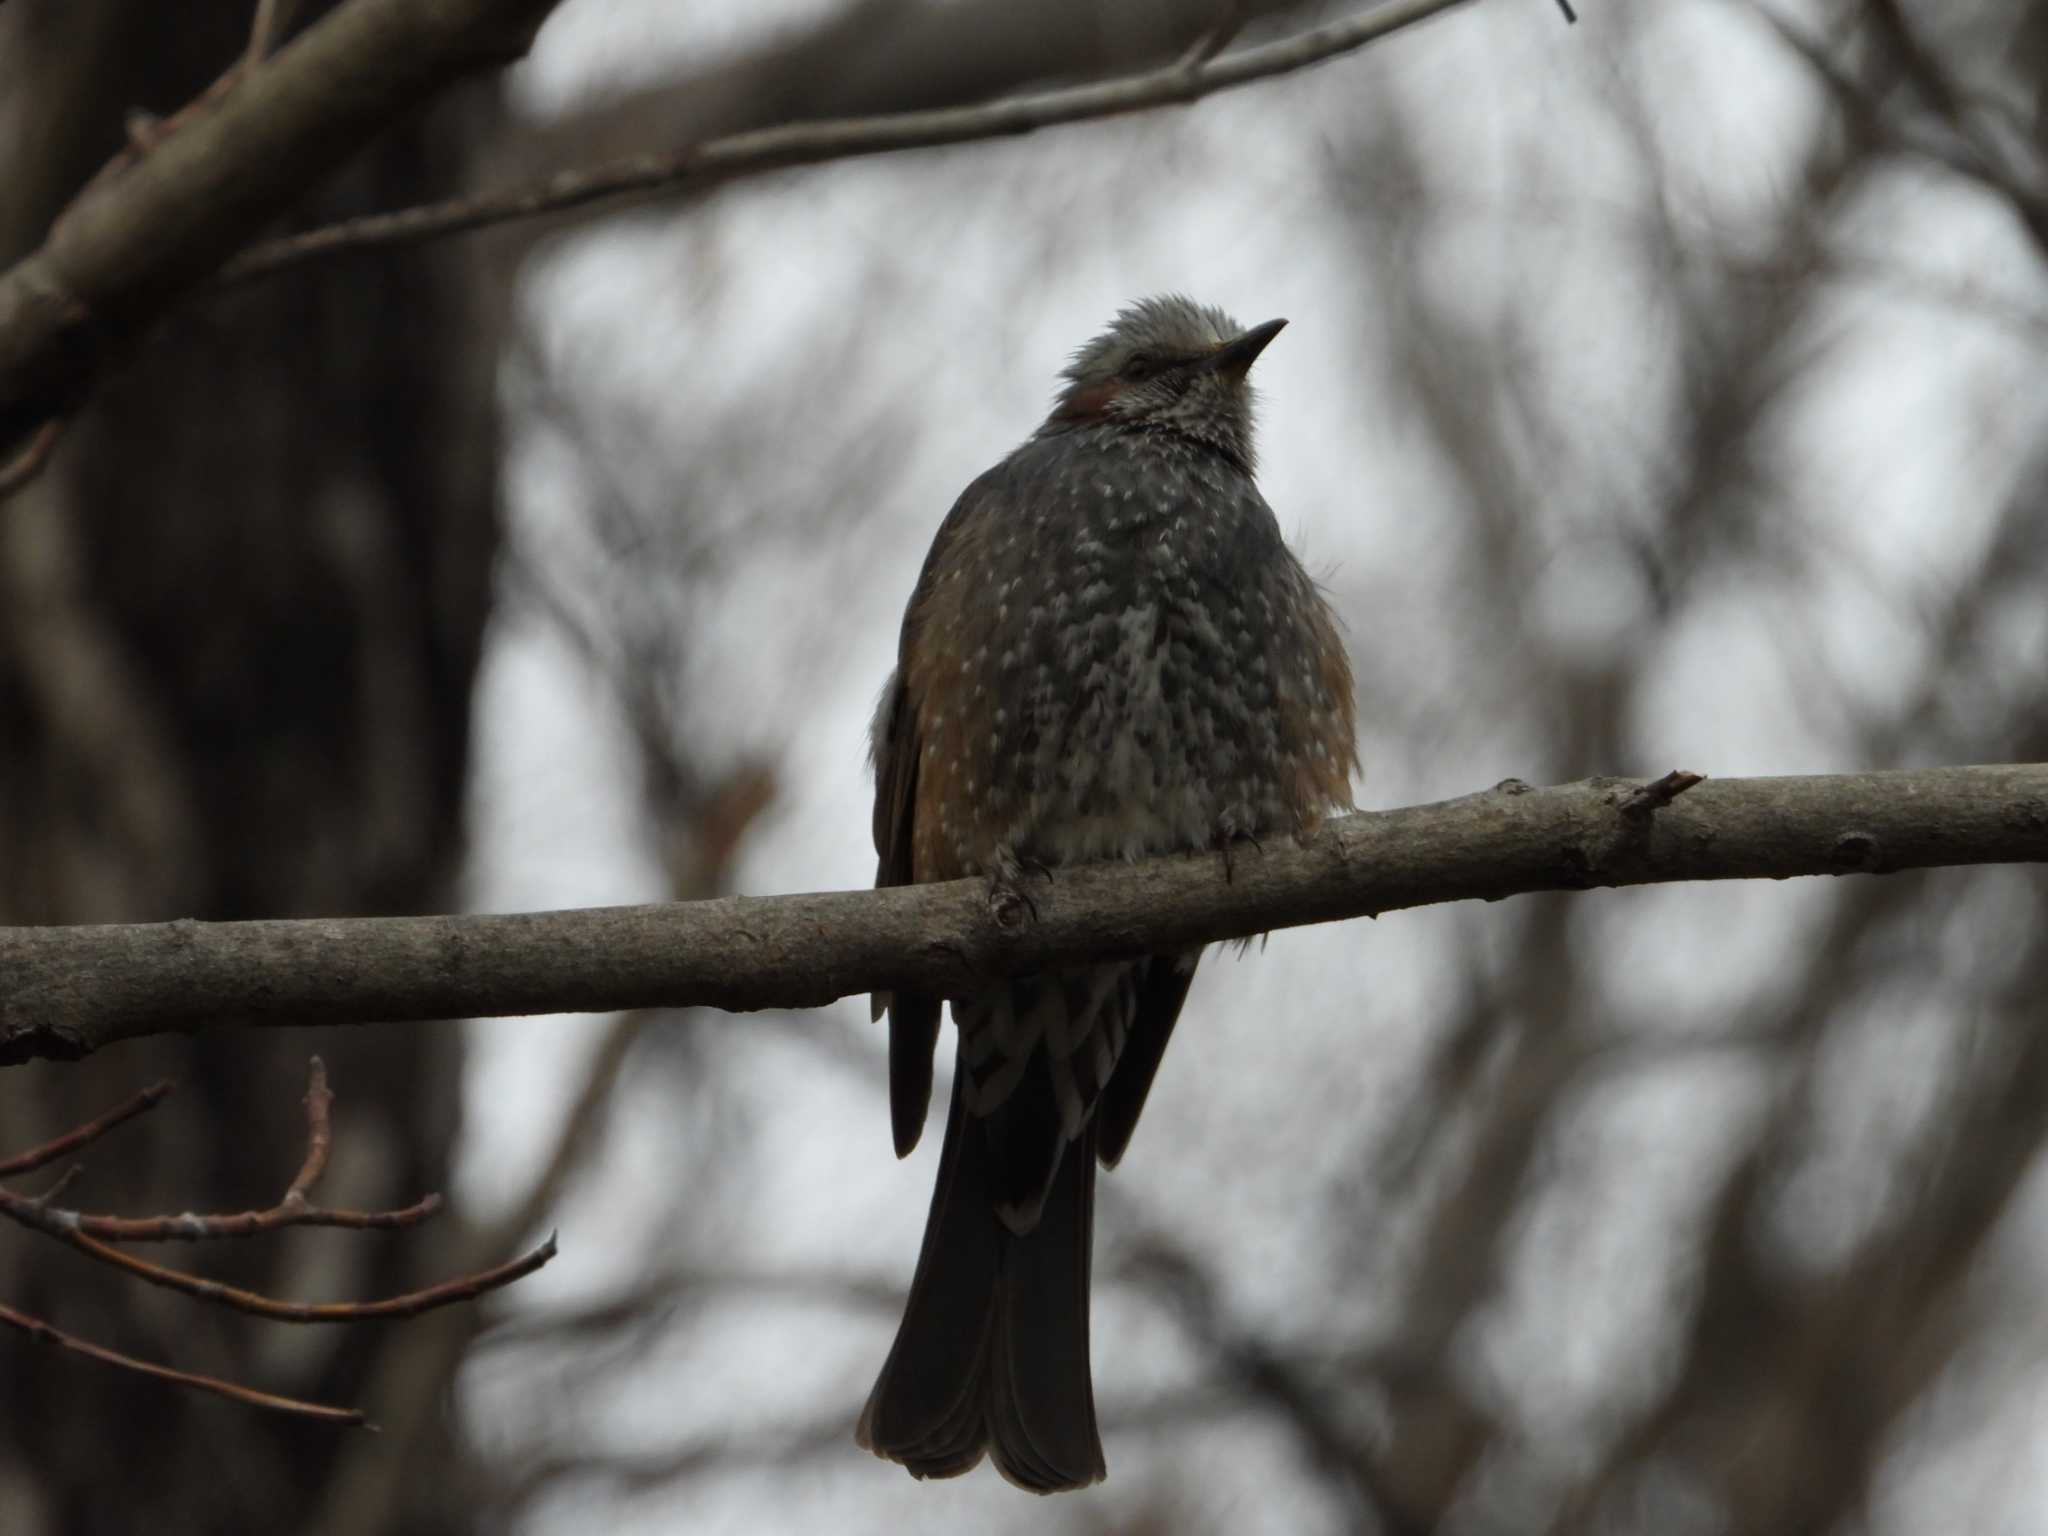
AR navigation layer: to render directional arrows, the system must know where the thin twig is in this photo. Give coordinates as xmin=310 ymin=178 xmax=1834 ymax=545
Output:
xmin=37 ymin=1224 xmax=558 ymax=1322
xmin=0 ymin=1062 xmax=554 ymax=1431
xmin=0 ymin=418 xmax=64 ymax=501
xmin=29 ymin=1167 xmax=84 ymax=1208
xmin=1619 ymin=768 xmax=1705 ymax=817
xmin=0 ymin=1061 xmax=556 ymax=1315
xmin=0 ymin=1080 xmax=174 ymax=1176
xmin=0 ymin=1180 xmax=547 ymax=1318
xmin=220 ymin=0 xmax=1479 ymax=283
xmin=0 ymin=1300 xmax=370 ymax=1426
xmin=25 ymin=1056 xmax=440 ymax=1240
xmin=285 ymin=1055 xmax=335 ymax=1206
xmin=69 ymin=1193 xmax=443 ymax=1243
xmin=1177 ymin=2 xmax=1246 ymax=68
xmin=245 ymin=0 xmax=299 ymax=68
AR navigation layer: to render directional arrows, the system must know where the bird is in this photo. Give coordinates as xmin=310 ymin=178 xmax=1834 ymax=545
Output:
xmin=857 ymin=295 xmax=1359 ymax=1492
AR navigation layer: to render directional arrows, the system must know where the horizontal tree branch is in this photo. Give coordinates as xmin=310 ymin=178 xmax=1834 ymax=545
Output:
xmin=221 ymin=0 xmax=1478 ymax=284
xmin=507 ymin=0 xmax=1325 ymax=179
xmin=2 ymin=766 xmax=2044 ymax=1067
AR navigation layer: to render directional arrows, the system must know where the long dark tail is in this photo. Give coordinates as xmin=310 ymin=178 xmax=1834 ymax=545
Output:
xmin=856 ymin=1069 xmax=1105 ymax=1491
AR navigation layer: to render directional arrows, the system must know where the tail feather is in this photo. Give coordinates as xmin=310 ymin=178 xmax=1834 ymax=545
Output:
xmin=857 ymin=1068 xmax=1001 ymax=1475
xmin=858 ymin=1068 xmax=1105 ymax=1492
xmin=987 ymin=1115 xmax=1102 ymax=1489
xmin=1096 ymin=952 xmax=1200 ymax=1168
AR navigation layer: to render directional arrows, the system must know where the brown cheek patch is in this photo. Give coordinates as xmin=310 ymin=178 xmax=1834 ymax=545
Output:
xmin=1052 ymin=379 xmax=1124 ymax=424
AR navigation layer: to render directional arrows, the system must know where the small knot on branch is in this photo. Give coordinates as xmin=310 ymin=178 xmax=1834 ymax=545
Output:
xmin=1620 ymin=770 xmax=1704 ymax=819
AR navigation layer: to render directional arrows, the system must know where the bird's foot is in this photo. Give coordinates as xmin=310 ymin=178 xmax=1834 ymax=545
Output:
xmin=986 ymin=846 xmax=1046 ymax=929
xmin=1212 ymin=817 xmax=1264 ymax=884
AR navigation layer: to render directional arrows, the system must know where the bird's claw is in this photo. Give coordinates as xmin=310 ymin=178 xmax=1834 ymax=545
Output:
xmin=987 ymin=849 xmax=1042 ymax=928
xmin=1214 ymin=824 xmax=1264 ymax=884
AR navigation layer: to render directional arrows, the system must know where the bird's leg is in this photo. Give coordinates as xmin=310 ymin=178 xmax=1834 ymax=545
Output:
xmin=986 ymin=844 xmax=1043 ymax=926
xmin=1211 ymin=812 xmax=1264 ymax=884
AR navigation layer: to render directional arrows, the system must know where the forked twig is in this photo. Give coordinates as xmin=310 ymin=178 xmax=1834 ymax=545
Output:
xmin=0 ymin=1059 xmax=557 ymax=1423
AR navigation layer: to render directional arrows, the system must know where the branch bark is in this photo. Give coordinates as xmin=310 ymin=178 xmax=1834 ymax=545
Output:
xmin=2 ymin=766 xmax=2043 ymax=1066
xmin=511 ymin=0 xmax=1326 ymax=170
xmin=0 ymin=0 xmax=567 ymax=454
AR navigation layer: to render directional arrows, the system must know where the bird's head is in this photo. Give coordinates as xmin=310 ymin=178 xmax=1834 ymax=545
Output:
xmin=1042 ymin=294 xmax=1284 ymax=473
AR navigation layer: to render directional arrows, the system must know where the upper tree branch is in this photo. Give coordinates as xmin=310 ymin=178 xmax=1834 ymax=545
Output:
xmin=0 ymin=0 xmax=568 ymax=455
xmin=514 ymin=0 xmax=1326 ymax=168
xmin=221 ymin=0 xmax=1477 ymax=283
xmin=2 ymin=766 xmax=2044 ymax=1066
xmin=0 ymin=0 xmax=1475 ymax=463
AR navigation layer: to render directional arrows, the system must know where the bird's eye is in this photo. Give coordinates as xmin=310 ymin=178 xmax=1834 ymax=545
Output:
xmin=1123 ymin=352 xmax=1161 ymax=380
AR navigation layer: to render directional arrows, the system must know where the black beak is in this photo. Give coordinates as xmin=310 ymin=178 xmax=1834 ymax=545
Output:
xmin=1205 ymin=318 xmax=1287 ymax=380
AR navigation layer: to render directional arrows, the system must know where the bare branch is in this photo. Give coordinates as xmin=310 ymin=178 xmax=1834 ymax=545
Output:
xmin=0 ymin=1061 xmax=554 ymax=1427
xmin=0 ymin=1080 xmax=175 ymax=1176
xmin=11 ymin=1222 xmax=558 ymax=1322
xmin=3 ymin=1170 xmax=546 ymax=1319
xmin=1 ymin=765 xmax=2043 ymax=1065
xmin=65 ymin=1195 xmax=444 ymax=1245
xmin=0 ymin=0 xmax=568 ymax=457
xmin=220 ymin=0 xmax=1480 ymax=284
xmin=0 ymin=0 xmax=1474 ymax=476
xmin=244 ymin=0 xmax=302 ymax=70
xmin=284 ymin=1054 xmax=335 ymax=1207
xmin=0 ymin=417 xmax=63 ymax=497
xmin=1178 ymin=3 xmax=1249 ymax=69
xmin=517 ymin=0 xmax=1322 ymax=168
xmin=0 ymin=1063 xmax=557 ymax=1318
xmin=36 ymin=1058 xmax=441 ymax=1241
xmin=0 ymin=1300 xmax=368 ymax=1426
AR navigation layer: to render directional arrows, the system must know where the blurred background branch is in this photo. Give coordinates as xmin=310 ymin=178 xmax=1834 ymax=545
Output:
xmin=223 ymin=0 xmax=1478 ymax=281
xmin=0 ymin=0 xmax=568 ymax=466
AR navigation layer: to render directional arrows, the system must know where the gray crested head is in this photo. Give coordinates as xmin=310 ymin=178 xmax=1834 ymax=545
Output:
xmin=1039 ymin=294 xmax=1285 ymax=474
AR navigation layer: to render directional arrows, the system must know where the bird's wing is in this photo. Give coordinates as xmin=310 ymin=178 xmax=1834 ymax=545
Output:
xmin=871 ymin=671 xmax=943 ymax=1156
xmin=870 ymin=466 xmax=1009 ymax=1156
xmin=1094 ymin=951 xmax=1200 ymax=1168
